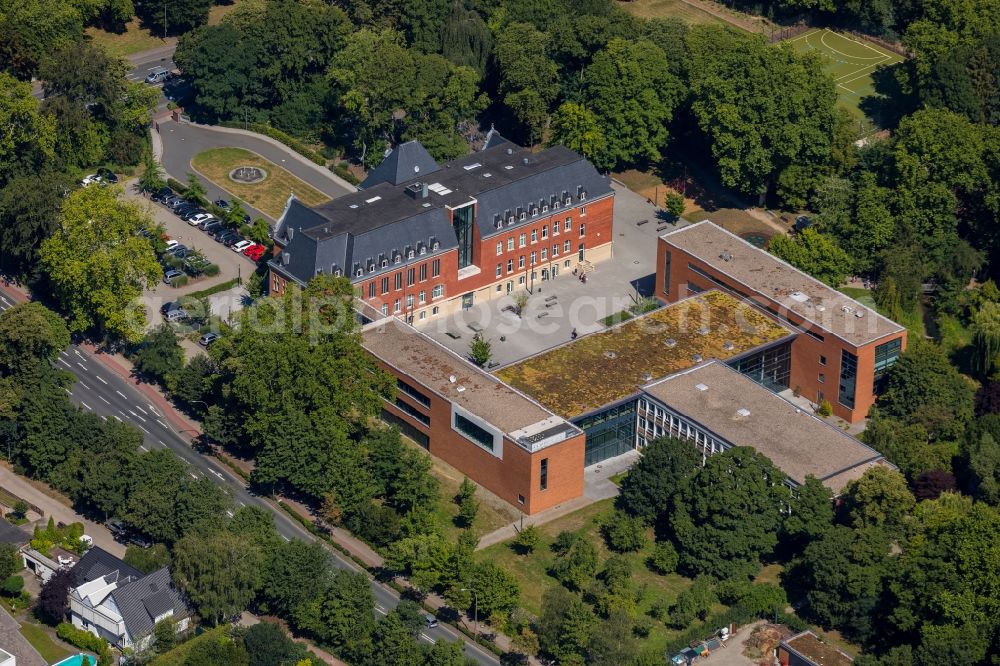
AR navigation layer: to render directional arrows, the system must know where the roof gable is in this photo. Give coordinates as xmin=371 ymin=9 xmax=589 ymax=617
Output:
xmin=73 ymin=546 xmax=144 ymax=586
xmin=110 ymin=567 xmax=187 ymax=640
xmin=360 ymin=140 xmax=441 ymax=189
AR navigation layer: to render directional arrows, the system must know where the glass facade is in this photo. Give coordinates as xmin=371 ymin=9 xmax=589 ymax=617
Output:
xmin=663 ymin=250 xmax=671 ymax=294
xmin=576 ymin=402 xmax=636 ymax=466
xmin=453 ymin=204 xmax=475 ymax=269
xmin=873 ymin=337 xmax=902 ymax=391
xmin=839 ymin=349 xmax=858 ymax=409
xmin=454 ymin=413 xmax=494 ymax=451
xmin=727 ymin=340 xmax=792 ymax=391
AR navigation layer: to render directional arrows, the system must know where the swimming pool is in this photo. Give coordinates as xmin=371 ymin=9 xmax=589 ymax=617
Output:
xmin=50 ymin=654 xmax=96 ymax=666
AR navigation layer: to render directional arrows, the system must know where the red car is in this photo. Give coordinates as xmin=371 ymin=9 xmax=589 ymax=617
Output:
xmin=243 ymin=244 xmax=267 ymax=262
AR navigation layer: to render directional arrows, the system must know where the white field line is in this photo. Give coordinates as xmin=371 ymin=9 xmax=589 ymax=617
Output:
xmin=820 ymin=29 xmax=886 ymax=61
xmin=834 ymin=57 xmax=889 ymax=82
xmin=786 ymin=28 xmax=821 ymax=44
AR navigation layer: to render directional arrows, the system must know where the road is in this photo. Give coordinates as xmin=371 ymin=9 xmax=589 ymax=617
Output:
xmin=0 ymin=288 xmax=499 ymax=665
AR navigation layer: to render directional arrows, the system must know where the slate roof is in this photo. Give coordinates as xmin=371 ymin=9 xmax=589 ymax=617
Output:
xmin=110 ymin=567 xmax=187 ymax=640
xmin=360 ymin=140 xmax=441 ymax=189
xmin=0 ymin=519 xmax=29 ymax=546
xmin=482 ymin=127 xmax=510 ymax=150
xmin=270 ymin=138 xmax=612 ymax=287
xmin=72 ymin=546 xmax=143 ymax=586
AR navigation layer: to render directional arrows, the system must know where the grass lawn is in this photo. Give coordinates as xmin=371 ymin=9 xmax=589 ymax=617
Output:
xmin=191 ymin=148 xmax=331 ymax=219
xmin=86 ymin=20 xmax=172 ymax=59
xmin=609 ymin=471 xmax=628 ymax=486
xmin=19 ymin=622 xmax=72 ymax=664
xmin=152 ymin=627 xmax=229 ymax=666
xmin=478 ymin=499 xmax=727 ymax=655
xmin=618 ymin=0 xmax=740 ymax=28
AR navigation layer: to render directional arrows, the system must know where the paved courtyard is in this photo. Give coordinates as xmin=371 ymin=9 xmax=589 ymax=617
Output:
xmin=417 ymin=184 xmax=688 ymax=366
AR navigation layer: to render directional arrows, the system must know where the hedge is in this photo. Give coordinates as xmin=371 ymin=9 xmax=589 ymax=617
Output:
xmin=57 ymin=622 xmax=112 ymax=665
xmin=219 ymin=122 xmax=326 ymax=166
xmin=166 ymin=178 xmax=187 ymax=194
xmin=331 ymin=162 xmax=360 ymax=186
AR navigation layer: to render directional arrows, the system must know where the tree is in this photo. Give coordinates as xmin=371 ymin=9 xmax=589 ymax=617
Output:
xmin=153 ymin=617 xmax=176 ymax=652
xmin=782 ymin=475 xmax=833 ymax=553
xmin=842 ymin=466 xmax=915 ymax=535
xmin=971 ymin=301 xmax=1000 ymax=378
xmin=877 ymin=343 xmax=975 ymax=441
xmin=617 ymin=437 xmax=700 ymax=524
xmin=494 ymin=22 xmax=558 ymax=143
xmin=592 ymin=555 xmax=635 ymax=617
xmin=39 ymin=185 xmax=160 ymax=341
xmin=242 ymin=621 xmax=307 ymax=666
xmin=456 ymin=478 xmax=479 ymax=528
xmin=172 ymin=354 xmax=213 ymax=413
xmin=261 ymin=540 xmax=331 ymax=617
xmin=0 ymin=73 xmax=56 ymax=184
xmin=172 ymin=530 xmax=264 ymax=625
xmin=648 ymin=541 xmax=679 ymax=575
xmin=468 ymin=333 xmax=491 ymax=368
xmin=0 ymin=543 xmax=19 ymax=581
xmin=0 ymin=172 xmax=73 ymax=279
xmin=582 ymin=38 xmax=684 ymax=170
xmin=793 ymin=525 xmax=891 ymax=642
xmin=1 ymin=575 xmax=23 ymax=597
xmin=138 ymin=0 xmax=211 ymax=36
xmin=133 ymin=324 xmax=183 ymax=386
xmin=469 ymin=561 xmax=520 ymax=619
xmin=184 ymin=172 xmax=206 ymax=204
xmin=550 ymin=532 xmax=598 ymax=591
xmin=664 ymin=192 xmax=685 ymax=218
xmin=962 ymin=426 xmax=1000 ymax=504
xmin=689 ymin=36 xmax=837 ymax=200
xmin=513 ymin=525 xmax=540 ymax=555
xmin=0 ymin=1 xmax=83 ymax=78
xmin=669 ymin=575 xmax=717 ymax=628
xmin=138 ymin=151 xmax=165 ymax=194
xmin=183 ymin=630 xmax=249 ymax=666
xmin=175 ymin=477 xmax=232 ymax=535
xmin=769 ymin=228 xmax=852 ymax=287
xmin=600 ymin=510 xmax=648 ymax=553
xmin=586 ymin=611 xmax=637 ymax=666
xmin=537 ymin=587 xmax=594 ymax=664
xmin=913 ymin=469 xmax=957 ymax=501
xmin=37 ymin=567 xmax=75 ymax=624
xmin=124 ymin=543 xmax=171 ymax=574
xmin=671 ymin=447 xmax=790 ymax=578
xmin=121 ymin=450 xmax=188 ymax=542
xmin=293 ymin=570 xmax=375 ymax=661
xmin=0 ymin=303 xmax=70 ymax=373
xmin=549 ymin=103 xmax=607 ymax=167
xmin=863 ymin=414 xmax=950 ymax=481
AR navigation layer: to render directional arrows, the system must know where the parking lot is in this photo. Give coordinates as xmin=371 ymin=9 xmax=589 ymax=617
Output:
xmin=124 ymin=181 xmax=255 ymax=328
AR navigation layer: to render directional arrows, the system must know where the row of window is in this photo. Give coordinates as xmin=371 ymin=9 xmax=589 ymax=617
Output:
xmin=365 ymin=259 xmax=441 ymax=298
xmin=494 ymin=242 xmax=577 ymax=277
xmin=495 ymin=218 xmax=586 ymax=256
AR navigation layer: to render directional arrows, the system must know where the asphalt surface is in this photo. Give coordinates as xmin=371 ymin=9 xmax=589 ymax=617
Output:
xmin=0 ymin=287 xmax=499 ymax=664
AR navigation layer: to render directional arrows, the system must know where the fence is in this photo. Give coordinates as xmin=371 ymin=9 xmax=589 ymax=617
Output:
xmin=767 ymin=22 xmax=810 ymax=44
xmin=847 ymin=30 xmax=909 ymax=57
xmin=0 ymin=486 xmax=45 ymax=518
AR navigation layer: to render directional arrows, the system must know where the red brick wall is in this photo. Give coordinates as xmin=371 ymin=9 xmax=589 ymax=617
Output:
xmin=373 ymin=361 xmax=585 ymax=514
xmin=356 ymin=249 xmax=462 ymax=316
xmin=654 ymin=237 xmax=907 ymax=423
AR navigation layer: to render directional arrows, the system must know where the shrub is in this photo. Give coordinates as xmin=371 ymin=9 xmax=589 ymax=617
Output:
xmin=57 ymin=622 xmax=112 ymax=663
xmin=332 ymin=163 xmax=360 ymax=185
xmin=1 ymin=574 xmax=23 ymax=596
xmin=166 ymin=177 xmax=187 ymax=194
xmin=601 ymin=511 xmax=648 ymax=553
xmin=220 ymin=122 xmax=326 ymax=166
xmin=169 ymin=274 xmax=189 ymax=288
xmin=817 ymin=399 xmax=833 ymax=417
xmin=647 ymin=542 xmax=679 ymax=575
xmin=513 ymin=525 xmax=540 ymax=555
xmin=203 ymin=263 xmax=220 ymax=277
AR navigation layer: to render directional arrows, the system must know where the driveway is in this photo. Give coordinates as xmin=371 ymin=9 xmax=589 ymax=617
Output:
xmin=156 ymin=119 xmax=354 ymax=222
xmin=0 ymin=607 xmax=46 ymax=666
xmin=0 ymin=466 xmax=125 ymax=557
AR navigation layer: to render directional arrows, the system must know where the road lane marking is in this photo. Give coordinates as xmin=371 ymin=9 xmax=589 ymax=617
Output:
xmin=58 ymin=358 xmax=71 ymax=368
xmin=111 ymin=415 xmax=122 ymax=422
xmin=375 ymin=605 xmax=387 ymax=615
xmin=116 ymin=390 xmax=127 ymax=399
xmin=180 ymin=458 xmax=190 ymax=465
xmin=135 ymin=405 xmax=148 ymax=415
xmin=99 ymin=396 xmax=110 ymax=404
xmin=238 ymin=501 xmax=246 ymax=507
xmin=60 ymin=351 xmax=69 ymax=357
xmin=190 ymin=472 xmax=198 ymax=479
xmin=76 ymin=362 xmax=87 ymax=370
xmin=147 ymin=404 xmax=161 ymax=416
xmin=419 ymin=633 xmax=435 ymax=644
xmin=81 ymin=402 xmax=91 ymax=410
xmin=210 ymin=470 xmax=224 ymax=480
xmin=281 ymin=535 xmax=290 ymax=541
xmin=63 ymin=388 xmax=71 ymax=395
xmin=138 ymin=424 xmax=149 ymax=433
xmin=78 ymin=380 xmax=90 ymax=389
xmin=74 ymin=349 xmax=85 ymax=359
xmin=139 ymin=445 xmax=149 ymax=452
xmin=156 ymin=419 xmax=168 ymax=428
xmin=95 ymin=375 xmax=107 ymax=384
xmin=128 ymin=410 xmax=147 ymax=422
xmin=158 ymin=440 xmax=166 ymax=447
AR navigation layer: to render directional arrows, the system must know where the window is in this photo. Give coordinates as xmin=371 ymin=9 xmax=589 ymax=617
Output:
xmin=397 ymin=379 xmax=430 ymax=408
xmin=819 ymin=373 xmax=825 ymax=384
xmin=432 ymin=306 xmax=439 ymax=315
xmin=553 ymin=244 xmax=559 ymax=257
xmin=819 ymin=355 xmax=827 ymax=366
xmin=393 ymin=299 xmax=400 ymax=313
xmin=419 ymin=263 xmax=427 ymax=282
xmin=564 ymin=240 xmax=571 ymax=253
xmin=496 ymin=263 xmax=502 ymax=278
xmin=406 ymin=294 xmax=414 ymax=309
xmin=368 ymin=282 xmax=376 ymax=299
xmin=530 ymin=251 xmax=536 ymax=265
xmin=519 ymin=233 xmax=526 ymax=248
xmin=874 ymin=338 xmax=902 ymax=382
xmin=395 ymin=399 xmax=429 ymax=426
xmin=431 ymin=259 xmax=440 ymax=277
xmin=518 ymin=494 xmax=525 ymax=505
xmin=453 ymin=204 xmax=475 ymax=269
xmin=419 ymin=290 xmax=426 ymax=303
xmin=519 ymin=276 xmax=525 ymax=284
xmin=496 ymin=241 xmax=503 ymax=255
xmin=454 ymin=413 xmax=495 ymax=452
xmin=553 ymin=223 xmax=559 ymax=236
xmin=564 ymin=218 xmax=571 ymax=232
xmin=419 ymin=311 xmax=426 ymax=320
xmin=531 ymin=229 xmax=537 ymax=243
xmin=540 ymin=458 xmax=548 ymax=491
xmin=663 ymin=250 xmax=671 ymax=294
xmin=496 ymin=284 xmax=502 ymax=292
xmin=839 ymin=350 xmax=858 ymax=409
xmin=580 ymin=206 xmax=586 ymax=216
xmin=579 ymin=223 xmax=585 ymax=237
xmin=541 ymin=248 xmax=547 ymax=260
xmin=432 ymin=284 xmax=444 ymax=299
xmin=541 ymin=226 xmax=548 ymax=239
xmin=394 ymin=272 xmax=402 ymax=290
xmin=381 ymin=304 xmax=388 ymax=315
xmin=381 ymin=277 xmax=389 ymax=295
xmin=407 ymin=268 xmax=415 ymax=287
xmin=507 ymin=259 xmax=513 ymax=273
xmin=518 ymin=255 xmax=525 ymax=269
xmin=507 ymin=238 xmax=514 ymax=251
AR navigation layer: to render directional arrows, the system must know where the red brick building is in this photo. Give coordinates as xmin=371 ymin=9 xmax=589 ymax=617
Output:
xmin=268 ymin=132 xmax=615 ymax=322
xmin=362 ymin=319 xmax=585 ymax=515
xmin=656 ymin=222 xmax=907 ymax=423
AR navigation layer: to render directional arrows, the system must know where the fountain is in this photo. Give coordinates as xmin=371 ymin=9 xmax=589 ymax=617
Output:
xmin=229 ymin=166 xmax=266 ymax=183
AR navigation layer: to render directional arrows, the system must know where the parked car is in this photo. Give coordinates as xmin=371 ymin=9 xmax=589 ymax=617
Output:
xmin=163 ymin=268 xmax=183 ymax=284
xmin=160 ymin=300 xmax=180 ymax=315
xmin=199 ymin=333 xmax=220 ymax=346
xmin=213 ymin=199 xmax=231 ymax=210
xmin=164 ymin=244 xmax=187 ymax=256
xmin=217 ymin=231 xmax=239 ymax=245
xmin=165 ymin=308 xmax=189 ymax=322
xmin=151 ymin=187 xmax=173 ymax=202
xmin=80 ymin=173 xmax=101 ymax=186
xmin=794 ymin=215 xmax=813 ymax=232
xmin=425 ymin=615 xmax=438 ymax=629
xmin=176 ymin=205 xmax=201 ymax=219
xmin=164 ymin=239 xmax=179 ymax=251
xmin=223 ymin=234 xmax=244 ymax=248
xmin=245 ymin=245 xmax=267 ymax=262
xmin=231 ymin=239 xmax=254 ymax=253
xmin=162 ymin=195 xmax=184 ymax=209
xmin=96 ymin=167 xmax=118 ymax=184
xmin=202 ymin=222 xmax=223 ymax=235
xmin=189 ymin=213 xmax=216 ymax=226
xmin=172 ymin=248 xmax=190 ymax=260
xmin=168 ymin=197 xmax=191 ymax=211
xmin=145 ymin=66 xmax=170 ymax=84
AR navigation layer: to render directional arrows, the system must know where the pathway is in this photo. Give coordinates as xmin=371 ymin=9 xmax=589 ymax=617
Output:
xmin=677 ymin=0 xmax=771 ymax=34
xmin=0 ymin=607 xmax=46 ymax=666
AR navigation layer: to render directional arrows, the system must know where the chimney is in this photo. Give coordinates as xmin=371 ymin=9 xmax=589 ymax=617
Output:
xmin=522 ymin=157 xmax=529 ymax=166
xmin=422 ymin=183 xmax=428 ymax=199
xmin=281 ymin=252 xmax=290 ymax=266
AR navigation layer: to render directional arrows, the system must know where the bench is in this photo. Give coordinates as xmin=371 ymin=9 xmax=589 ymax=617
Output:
xmin=487 ymin=361 xmax=499 ymax=369
xmin=545 ymin=295 xmax=558 ymax=302
xmin=537 ymin=312 xmax=549 ymax=319
xmin=445 ymin=331 xmax=461 ymax=340
xmin=467 ymin=322 xmax=484 ymax=333
xmin=656 ymin=224 xmax=669 ymax=232
xmin=636 ymin=219 xmax=649 ymax=226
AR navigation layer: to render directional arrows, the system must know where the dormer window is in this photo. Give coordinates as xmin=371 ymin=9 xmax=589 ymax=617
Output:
xmin=333 ymin=268 xmax=342 ymax=277
xmin=418 ymin=246 xmax=426 ymax=255
xmin=519 ymin=210 xmax=526 ymax=220
xmin=381 ymin=258 xmax=388 ymax=268
xmin=407 ymin=249 xmax=415 ymax=259
xmin=355 ymin=268 xmax=363 ymax=277
xmin=432 ymin=241 xmax=440 ymax=250
xmin=394 ymin=255 xmax=401 ymax=264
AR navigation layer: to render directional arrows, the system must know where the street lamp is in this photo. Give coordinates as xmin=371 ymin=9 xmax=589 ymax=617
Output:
xmin=460 ymin=587 xmax=478 ymax=636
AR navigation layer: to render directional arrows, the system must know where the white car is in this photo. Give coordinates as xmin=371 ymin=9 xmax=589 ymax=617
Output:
xmin=231 ymin=240 xmax=254 ymax=253
xmin=164 ymin=239 xmax=179 ymax=251
xmin=81 ymin=174 xmax=100 ymax=186
xmin=189 ymin=213 xmax=216 ymax=226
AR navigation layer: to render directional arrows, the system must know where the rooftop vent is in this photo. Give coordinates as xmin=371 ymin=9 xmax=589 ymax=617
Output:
xmin=349 ymin=204 xmax=359 ymax=209
xmin=463 ymin=163 xmax=482 ymax=171
xmin=692 ymin=354 xmax=703 ymax=362
xmin=841 ymin=305 xmax=853 ymax=314
xmin=698 ymin=326 xmax=710 ymax=335
xmin=504 ymin=165 xmax=513 ymax=170
xmin=414 ymin=165 xmax=420 ymax=173
xmin=641 ymin=373 xmax=653 ymax=382
xmin=456 ymin=385 xmax=466 ymax=393
xmin=483 ymin=172 xmax=492 ymax=178
xmin=365 ymin=196 xmax=382 ymax=204
xmin=522 ymin=157 xmax=529 ymax=166
xmin=815 ymin=305 xmax=826 ymax=311
xmin=736 ymin=408 xmax=751 ymax=417
xmin=854 ymin=310 xmax=865 ymax=318
xmin=664 ymin=338 xmax=677 ymax=348
xmin=506 ymin=148 xmax=513 ymax=155
xmin=790 ymin=291 xmax=809 ymax=303
xmin=449 ymin=375 xmax=456 ymax=383
xmin=604 ymin=351 xmax=617 ymax=359
xmin=722 ymin=341 xmax=734 ymax=351
xmin=695 ymin=383 xmax=708 ymax=391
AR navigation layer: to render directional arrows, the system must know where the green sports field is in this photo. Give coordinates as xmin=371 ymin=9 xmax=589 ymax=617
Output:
xmin=787 ymin=28 xmax=905 ymax=136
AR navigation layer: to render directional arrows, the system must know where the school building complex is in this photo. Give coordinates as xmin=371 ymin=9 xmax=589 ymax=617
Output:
xmin=267 ymin=139 xmax=903 ymax=514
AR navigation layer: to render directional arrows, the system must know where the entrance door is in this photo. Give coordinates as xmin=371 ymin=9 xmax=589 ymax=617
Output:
xmin=462 ymin=293 xmax=474 ymax=309
xmin=506 ymin=281 xmax=513 ymax=294
xmin=552 ymin=264 xmax=559 ymax=278
xmin=578 ymin=243 xmax=585 ymax=261
xmin=541 ymin=268 xmax=549 ymax=281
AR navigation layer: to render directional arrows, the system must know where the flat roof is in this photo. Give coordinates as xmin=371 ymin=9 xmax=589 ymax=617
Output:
xmin=782 ymin=631 xmax=854 ymax=665
xmin=495 ymin=290 xmax=793 ymax=419
xmin=361 ymin=320 xmax=579 ymax=441
xmin=642 ymin=362 xmax=887 ymax=492
xmin=661 ymin=221 xmax=905 ymax=347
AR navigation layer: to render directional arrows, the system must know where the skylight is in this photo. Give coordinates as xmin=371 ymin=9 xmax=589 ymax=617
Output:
xmin=463 ymin=163 xmax=482 ymax=171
